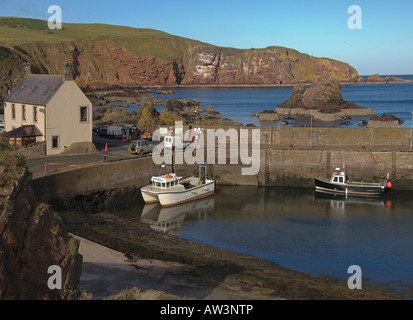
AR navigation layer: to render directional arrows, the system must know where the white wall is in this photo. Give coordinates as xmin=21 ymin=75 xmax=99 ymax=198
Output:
xmin=45 ymin=81 xmax=92 ymax=155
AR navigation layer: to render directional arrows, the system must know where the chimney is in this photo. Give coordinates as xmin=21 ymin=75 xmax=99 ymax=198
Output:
xmin=23 ymin=62 xmax=31 ymax=76
xmin=64 ymin=59 xmax=74 ymax=81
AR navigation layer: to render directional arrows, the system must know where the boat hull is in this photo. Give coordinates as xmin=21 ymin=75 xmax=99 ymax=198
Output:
xmin=141 ymin=189 xmax=160 ymax=204
xmin=314 ymin=178 xmax=385 ymax=196
xmin=158 ymin=181 xmax=215 ymax=207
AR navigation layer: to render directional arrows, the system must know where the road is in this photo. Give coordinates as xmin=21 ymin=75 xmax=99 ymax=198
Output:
xmin=28 ymin=135 xmax=137 ymax=176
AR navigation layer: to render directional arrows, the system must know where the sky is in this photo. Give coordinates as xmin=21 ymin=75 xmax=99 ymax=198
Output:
xmin=1 ymin=0 xmax=413 ymax=75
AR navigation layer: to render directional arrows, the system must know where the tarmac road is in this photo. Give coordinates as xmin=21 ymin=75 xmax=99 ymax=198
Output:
xmin=27 ymin=135 xmax=138 ymax=176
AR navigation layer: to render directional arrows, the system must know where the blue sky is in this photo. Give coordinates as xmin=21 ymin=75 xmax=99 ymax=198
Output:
xmin=1 ymin=0 xmax=413 ymax=75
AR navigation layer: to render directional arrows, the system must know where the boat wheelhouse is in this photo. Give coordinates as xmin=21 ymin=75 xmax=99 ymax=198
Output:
xmin=141 ymin=173 xmax=182 ymax=204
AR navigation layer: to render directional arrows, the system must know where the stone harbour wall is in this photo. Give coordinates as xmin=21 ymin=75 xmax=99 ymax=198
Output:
xmin=31 ymin=139 xmax=413 ymax=203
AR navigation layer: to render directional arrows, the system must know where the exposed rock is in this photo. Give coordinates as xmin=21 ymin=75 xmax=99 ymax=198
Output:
xmin=17 ymin=142 xmax=46 ymax=158
xmin=0 ymin=149 xmax=82 ymax=299
xmin=156 ymin=89 xmax=175 ymax=95
xmin=340 ymin=121 xmax=352 ymax=126
xmin=137 ymin=104 xmax=161 ymax=136
xmin=280 ymin=120 xmax=289 ymax=126
xmin=206 ymin=106 xmax=215 ymax=113
xmin=164 ymin=98 xmax=204 ymax=118
xmin=365 ymin=74 xmax=405 ymax=83
xmin=252 ymin=110 xmax=280 ymax=122
xmin=366 ymin=74 xmax=386 ymax=82
xmin=182 ymin=44 xmax=360 ymax=85
xmin=384 ymin=76 xmax=405 ymax=83
xmin=276 ymin=80 xmax=375 ymax=121
xmin=367 ymin=114 xmax=404 ymax=128
xmin=163 ymin=98 xmax=240 ymax=127
xmin=358 ymin=120 xmax=368 ymax=127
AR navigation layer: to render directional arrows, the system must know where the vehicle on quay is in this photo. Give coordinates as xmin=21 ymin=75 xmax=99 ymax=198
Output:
xmin=129 ymin=139 xmax=153 ymax=156
xmin=314 ymin=168 xmax=391 ymax=197
xmin=93 ymin=126 xmax=107 ymax=135
xmin=140 ymin=163 xmax=215 ymax=207
xmin=98 ymin=127 xmax=108 ymax=137
xmin=107 ymin=126 xmax=123 ymax=139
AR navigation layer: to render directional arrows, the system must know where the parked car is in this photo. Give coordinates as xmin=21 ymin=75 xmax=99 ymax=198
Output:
xmin=98 ymin=127 xmax=108 ymax=137
xmin=93 ymin=126 xmax=106 ymax=135
xmin=129 ymin=140 xmax=153 ymax=156
xmin=107 ymin=126 xmax=123 ymax=139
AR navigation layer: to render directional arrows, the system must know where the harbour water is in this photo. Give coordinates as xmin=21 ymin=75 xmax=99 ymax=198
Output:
xmin=140 ymin=186 xmax=413 ymax=289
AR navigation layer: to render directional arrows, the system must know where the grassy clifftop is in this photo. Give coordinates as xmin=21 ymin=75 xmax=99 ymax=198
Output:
xmin=0 ymin=17 xmax=360 ymax=90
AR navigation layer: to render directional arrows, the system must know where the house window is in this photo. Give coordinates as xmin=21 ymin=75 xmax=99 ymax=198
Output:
xmin=80 ymin=106 xmax=88 ymax=123
xmin=22 ymin=105 xmax=26 ymax=121
xmin=52 ymin=136 xmax=59 ymax=149
xmin=33 ymin=106 xmax=38 ymax=122
xmin=12 ymin=104 xmax=16 ymax=120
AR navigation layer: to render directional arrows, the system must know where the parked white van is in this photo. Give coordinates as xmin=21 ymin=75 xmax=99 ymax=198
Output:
xmin=106 ymin=126 xmax=123 ymax=139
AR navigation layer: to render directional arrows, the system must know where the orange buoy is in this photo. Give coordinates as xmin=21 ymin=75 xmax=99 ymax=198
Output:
xmin=166 ymin=175 xmax=173 ymax=179
xmin=386 ymin=182 xmax=392 ymax=189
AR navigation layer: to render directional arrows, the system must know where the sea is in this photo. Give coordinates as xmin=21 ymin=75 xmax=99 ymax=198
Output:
xmin=143 ymin=74 xmax=413 ymax=129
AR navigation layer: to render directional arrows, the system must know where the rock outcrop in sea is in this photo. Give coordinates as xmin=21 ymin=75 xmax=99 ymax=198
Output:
xmin=163 ymin=98 xmax=241 ymax=127
xmin=365 ymin=74 xmax=405 ymax=83
xmin=367 ymin=113 xmax=404 ymax=128
xmin=275 ymin=79 xmax=375 ymax=121
xmin=0 ymin=147 xmax=83 ymax=300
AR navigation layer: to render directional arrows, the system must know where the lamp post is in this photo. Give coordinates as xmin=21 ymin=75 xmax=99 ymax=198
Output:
xmin=310 ymin=109 xmax=313 ymax=148
xmin=410 ymin=111 xmax=413 ymax=151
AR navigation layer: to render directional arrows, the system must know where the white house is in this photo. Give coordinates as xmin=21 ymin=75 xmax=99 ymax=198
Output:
xmin=3 ymin=61 xmax=92 ymax=155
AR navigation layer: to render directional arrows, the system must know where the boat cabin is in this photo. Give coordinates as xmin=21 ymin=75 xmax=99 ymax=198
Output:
xmin=151 ymin=173 xmax=182 ymax=189
xmin=331 ymin=169 xmax=349 ymax=184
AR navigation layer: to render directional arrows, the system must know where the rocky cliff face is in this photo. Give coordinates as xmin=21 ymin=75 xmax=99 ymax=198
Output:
xmin=0 ymin=38 xmax=360 ymax=95
xmin=182 ymin=44 xmax=359 ymax=85
xmin=0 ymin=149 xmax=82 ymax=300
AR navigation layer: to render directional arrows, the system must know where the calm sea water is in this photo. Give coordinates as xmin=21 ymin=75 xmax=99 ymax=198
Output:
xmin=140 ymin=186 xmax=413 ymax=288
xmin=145 ymin=78 xmax=413 ymax=129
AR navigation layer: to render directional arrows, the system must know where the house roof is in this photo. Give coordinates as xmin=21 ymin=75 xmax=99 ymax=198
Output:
xmin=2 ymin=125 xmax=43 ymax=138
xmin=6 ymin=75 xmax=64 ymax=106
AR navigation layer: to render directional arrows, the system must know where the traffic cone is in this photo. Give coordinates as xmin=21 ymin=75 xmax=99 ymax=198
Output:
xmin=105 ymin=143 xmax=108 ymax=152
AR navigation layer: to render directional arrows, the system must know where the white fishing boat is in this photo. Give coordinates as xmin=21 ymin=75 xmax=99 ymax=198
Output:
xmin=140 ymin=172 xmax=183 ymax=204
xmin=140 ymin=163 xmax=215 ymax=207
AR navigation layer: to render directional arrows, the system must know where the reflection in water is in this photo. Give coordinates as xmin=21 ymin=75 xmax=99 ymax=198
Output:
xmin=141 ymin=198 xmax=215 ymax=235
xmin=139 ymin=186 xmax=413 ymax=287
